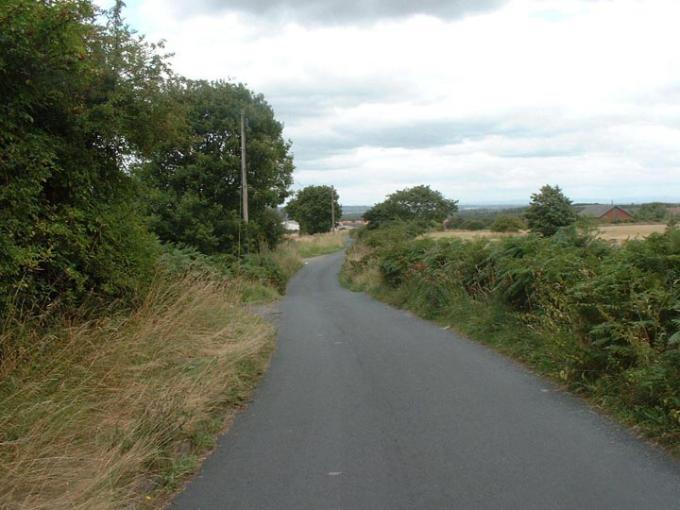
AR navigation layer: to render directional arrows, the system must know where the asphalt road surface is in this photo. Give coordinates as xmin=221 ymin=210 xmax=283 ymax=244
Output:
xmin=173 ymin=251 xmax=680 ymax=509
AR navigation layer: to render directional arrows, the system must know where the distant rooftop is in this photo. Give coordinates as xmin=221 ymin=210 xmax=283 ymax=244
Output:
xmin=578 ymin=204 xmax=630 ymax=217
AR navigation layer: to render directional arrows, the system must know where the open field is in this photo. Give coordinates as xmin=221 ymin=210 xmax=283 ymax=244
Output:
xmin=290 ymin=230 xmax=348 ymax=258
xmin=425 ymin=223 xmax=668 ymax=243
xmin=597 ymin=223 xmax=667 ymax=241
xmin=426 ymin=229 xmax=526 ymax=241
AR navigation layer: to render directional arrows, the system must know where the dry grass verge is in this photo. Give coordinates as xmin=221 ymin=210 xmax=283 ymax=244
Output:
xmin=0 ymin=274 xmax=275 ymax=509
xmin=290 ymin=230 xmax=348 ymax=258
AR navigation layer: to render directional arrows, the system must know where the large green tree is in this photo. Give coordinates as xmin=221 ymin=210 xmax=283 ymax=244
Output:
xmin=285 ymin=186 xmax=341 ymax=234
xmin=0 ymin=0 xmax=176 ymax=314
xmin=525 ymin=185 xmax=576 ymax=236
xmin=364 ymin=185 xmax=458 ymax=228
xmin=140 ymin=80 xmax=294 ymax=253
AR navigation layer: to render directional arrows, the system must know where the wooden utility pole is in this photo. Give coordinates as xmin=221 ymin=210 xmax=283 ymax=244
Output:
xmin=240 ymin=110 xmax=249 ymax=224
xmin=330 ymin=186 xmax=335 ymax=232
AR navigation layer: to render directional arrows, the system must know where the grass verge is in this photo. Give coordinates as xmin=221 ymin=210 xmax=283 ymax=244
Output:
xmin=0 ymin=254 xmax=301 ymax=508
xmin=292 ymin=231 xmax=348 ymax=258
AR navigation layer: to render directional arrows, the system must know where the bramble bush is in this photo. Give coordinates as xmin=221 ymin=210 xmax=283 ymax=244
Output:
xmin=0 ymin=0 xmax=173 ymax=317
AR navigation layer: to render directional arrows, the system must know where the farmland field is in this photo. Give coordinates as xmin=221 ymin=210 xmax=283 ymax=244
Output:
xmin=597 ymin=223 xmax=667 ymax=241
xmin=425 ymin=229 xmax=526 ymax=241
xmin=426 ymin=223 xmax=667 ymax=243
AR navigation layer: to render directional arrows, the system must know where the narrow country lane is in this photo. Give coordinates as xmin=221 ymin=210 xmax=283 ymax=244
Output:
xmin=173 ymin=251 xmax=680 ymax=510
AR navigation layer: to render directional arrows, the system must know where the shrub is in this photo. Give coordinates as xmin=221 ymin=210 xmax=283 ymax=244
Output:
xmin=490 ymin=215 xmax=526 ymax=232
xmin=0 ymin=0 xmax=173 ymax=318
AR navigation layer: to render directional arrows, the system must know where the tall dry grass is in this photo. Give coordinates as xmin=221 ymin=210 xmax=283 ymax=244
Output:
xmin=0 ymin=273 xmax=274 ymax=509
xmin=340 ymin=242 xmax=382 ymax=294
xmin=292 ymin=230 xmax=348 ymax=258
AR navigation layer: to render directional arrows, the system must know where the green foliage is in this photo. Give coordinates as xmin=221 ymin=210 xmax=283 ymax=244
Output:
xmin=285 ymin=185 xmax=341 ymax=234
xmin=525 ymin=185 xmax=576 ymax=236
xmin=157 ymin=242 xmax=301 ymax=298
xmin=490 ymin=215 xmax=526 ymax=232
xmin=139 ymin=80 xmax=294 ymax=254
xmin=356 ymin=221 xmax=426 ymax=248
xmin=0 ymin=0 xmax=174 ymax=316
xmin=0 ymin=1 xmax=297 ymax=321
xmin=461 ymin=219 xmax=487 ymax=231
xmin=364 ymin=185 xmax=458 ymax=229
xmin=343 ymin=224 xmax=680 ymax=450
xmin=250 ymin=208 xmax=286 ymax=250
xmin=634 ymin=202 xmax=669 ymax=222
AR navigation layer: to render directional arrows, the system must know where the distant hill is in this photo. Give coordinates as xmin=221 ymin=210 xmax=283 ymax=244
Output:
xmin=341 ymin=205 xmax=371 ymax=220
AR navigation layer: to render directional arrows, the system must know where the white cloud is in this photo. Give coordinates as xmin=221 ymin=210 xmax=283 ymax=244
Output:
xmin=124 ymin=0 xmax=680 ymax=204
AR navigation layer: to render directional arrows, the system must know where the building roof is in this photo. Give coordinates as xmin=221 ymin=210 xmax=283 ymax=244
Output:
xmin=578 ymin=204 xmax=630 ymax=218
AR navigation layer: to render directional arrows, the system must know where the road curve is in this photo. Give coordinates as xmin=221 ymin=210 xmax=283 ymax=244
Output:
xmin=173 ymin=251 xmax=680 ymax=509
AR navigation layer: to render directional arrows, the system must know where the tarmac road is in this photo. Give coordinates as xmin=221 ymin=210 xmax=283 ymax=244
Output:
xmin=173 ymin=251 xmax=680 ymax=509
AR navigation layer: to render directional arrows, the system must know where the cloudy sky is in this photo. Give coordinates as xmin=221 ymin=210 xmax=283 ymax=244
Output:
xmin=103 ymin=0 xmax=680 ymax=205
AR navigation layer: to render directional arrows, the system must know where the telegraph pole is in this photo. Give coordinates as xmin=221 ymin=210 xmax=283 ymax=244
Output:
xmin=330 ymin=186 xmax=336 ymax=232
xmin=240 ymin=110 xmax=249 ymax=224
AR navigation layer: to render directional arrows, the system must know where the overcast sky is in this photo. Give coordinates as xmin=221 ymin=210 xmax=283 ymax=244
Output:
xmin=103 ymin=0 xmax=680 ymax=205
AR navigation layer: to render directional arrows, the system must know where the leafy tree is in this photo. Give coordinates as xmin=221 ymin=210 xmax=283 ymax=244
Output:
xmin=0 ymin=0 xmax=175 ymax=314
xmin=525 ymin=185 xmax=576 ymax=236
xmin=285 ymin=186 xmax=341 ymax=234
xmin=139 ymin=80 xmax=294 ymax=254
xmin=364 ymin=185 xmax=458 ymax=228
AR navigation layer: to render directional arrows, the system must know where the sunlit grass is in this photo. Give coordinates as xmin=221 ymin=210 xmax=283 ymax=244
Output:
xmin=424 ymin=223 xmax=666 ymax=243
xmin=292 ymin=230 xmax=348 ymax=258
xmin=0 ymin=273 xmax=275 ymax=509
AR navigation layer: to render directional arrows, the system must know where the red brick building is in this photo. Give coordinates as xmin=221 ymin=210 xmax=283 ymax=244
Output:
xmin=578 ymin=204 xmax=633 ymax=222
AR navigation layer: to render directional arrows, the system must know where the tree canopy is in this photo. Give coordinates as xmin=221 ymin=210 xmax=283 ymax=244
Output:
xmin=364 ymin=185 xmax=458 ymax=228
xmin=525 ymin=185 xmax=576 ymax=236
xmin=0 ymin=0 xmax=177 ymax=311
xmin=139 ymin=80 xmax=294 ymax=253
xmin=285 ymin=186 xmax=341 ymax=234
xmin=0 ymin=0 xmax=295 ymax=316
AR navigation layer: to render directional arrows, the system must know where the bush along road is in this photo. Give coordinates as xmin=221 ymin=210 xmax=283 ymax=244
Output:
xmin=173 ymin=251 xmax=680 ymax=510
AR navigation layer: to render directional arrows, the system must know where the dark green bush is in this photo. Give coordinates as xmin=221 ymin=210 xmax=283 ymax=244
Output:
xmin=240 ymin=254 xmax=287 ymax=293
xmin=0 ymin=0 xmax=171 ymax=317
xmin=158 ymin=244 xmax=292 ymax=294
